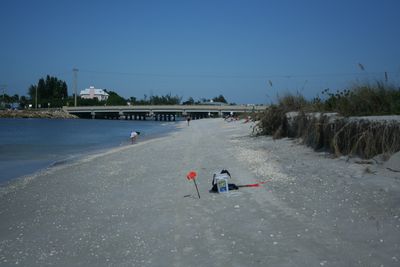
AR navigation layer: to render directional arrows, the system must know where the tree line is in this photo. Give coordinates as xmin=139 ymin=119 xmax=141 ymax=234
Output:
xmin=27 ymin=75 xmax=68 ymax=108
xmin=76 ymin=92 xmax=228 ymax=106
xmin=1 ymin=75 xmax=230 ymax=108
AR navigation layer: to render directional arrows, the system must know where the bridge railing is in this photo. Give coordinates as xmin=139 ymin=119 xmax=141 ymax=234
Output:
xmin=63 ymin=104 xmax=266 ymax=113
xmin=62 ymin=104 xmax=266 ymax=120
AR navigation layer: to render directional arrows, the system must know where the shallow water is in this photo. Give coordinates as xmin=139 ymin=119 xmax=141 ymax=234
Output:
xmin=0 ymin=118 xmax=180 ymax=184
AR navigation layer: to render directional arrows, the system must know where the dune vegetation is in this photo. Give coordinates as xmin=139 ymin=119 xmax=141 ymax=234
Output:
xmin=255 ymin=82 xmax=400 ymax=159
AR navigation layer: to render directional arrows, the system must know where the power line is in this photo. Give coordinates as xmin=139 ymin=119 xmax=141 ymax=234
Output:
xmin=77 ymin=69 xmax=397 ymax=80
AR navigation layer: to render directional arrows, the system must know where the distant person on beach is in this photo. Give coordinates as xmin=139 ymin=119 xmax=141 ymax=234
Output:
xmin=186 ymin=116 xmax=191 ymax=126
xmin=130 ymin=131 xmax=140 ymax=144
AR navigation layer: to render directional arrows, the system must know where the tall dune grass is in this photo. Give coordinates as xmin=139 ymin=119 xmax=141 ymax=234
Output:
xmin=255 ymin=82 xmax=400 ymax=159
xmin=321 ymin=82 xmax=400 ymax=116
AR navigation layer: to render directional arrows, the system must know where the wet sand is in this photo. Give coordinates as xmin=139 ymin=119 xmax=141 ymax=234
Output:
xmin=0 ymin=118 xmax=399 ymax=266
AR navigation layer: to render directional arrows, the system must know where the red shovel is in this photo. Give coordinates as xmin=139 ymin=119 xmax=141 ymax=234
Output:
xmin=237 ymin=179 xmax=272 ymax=188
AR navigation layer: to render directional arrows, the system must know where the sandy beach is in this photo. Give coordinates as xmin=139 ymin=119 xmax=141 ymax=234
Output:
xmin=0 ymin=118 xmax=399 ymax=266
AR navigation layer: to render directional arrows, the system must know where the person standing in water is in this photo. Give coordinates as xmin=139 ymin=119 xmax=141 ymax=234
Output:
xmin=130 ymin=131 xmax=140 ymax=144
xmin=186 ymin=116 xmax=191 ymax=126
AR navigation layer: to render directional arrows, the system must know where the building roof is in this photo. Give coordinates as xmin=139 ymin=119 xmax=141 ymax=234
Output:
xmin=80 ymin=86 xmax=109 ymax=96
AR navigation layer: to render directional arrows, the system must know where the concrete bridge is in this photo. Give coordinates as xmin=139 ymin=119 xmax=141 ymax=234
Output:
xmin=63 ymin=104 xmax=266 ymax=120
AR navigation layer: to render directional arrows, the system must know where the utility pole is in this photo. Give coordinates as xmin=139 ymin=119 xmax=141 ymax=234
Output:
xmin=35 ymin=85 xmax=38 ymax=109
xmin=73 ymin=68 xmax=78 ymax=107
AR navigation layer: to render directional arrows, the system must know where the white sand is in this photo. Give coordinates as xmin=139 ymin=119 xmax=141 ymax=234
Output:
xmin=0 ymin=118 xmax=399 ymax=266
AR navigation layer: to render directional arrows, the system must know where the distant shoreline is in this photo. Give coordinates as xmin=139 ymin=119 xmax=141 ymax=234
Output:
xmin=0 ymin=109 xmax=78 ymax=119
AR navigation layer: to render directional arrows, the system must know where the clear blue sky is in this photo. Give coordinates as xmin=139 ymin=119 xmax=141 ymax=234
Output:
xmin=1 ymin=0 xmax=399 ymax=104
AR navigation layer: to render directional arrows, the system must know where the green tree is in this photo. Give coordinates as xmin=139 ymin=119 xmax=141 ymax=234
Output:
xmin=128 ymin=97 xmax=137 ymax=104
xmin=19 ymin=96 xmax=28 ymax=109
xmin=182 ymin=97 xmax=195 ymax=105
xmin=28 ymin=75 xmax=68 ymax=107
xmin=149 ymin=93 xmax=181 ymax=105
xmin=106 ymin=91 xmax=127 ymax=105
xmin=77 ymin=97 xmax=102 ymax=106
xmin=127 ymin=93 xmax=182 ymax=105
xmin=212 ymin=94 xmax=227 ymax=103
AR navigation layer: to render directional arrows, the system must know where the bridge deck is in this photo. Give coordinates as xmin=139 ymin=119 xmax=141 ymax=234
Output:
xmin=63 ymin=105 xmax=265 ymax=114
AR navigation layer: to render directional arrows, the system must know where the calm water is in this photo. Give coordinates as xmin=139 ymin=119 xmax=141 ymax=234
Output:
xmin=0 ymin=118 xmax=181 ymax=184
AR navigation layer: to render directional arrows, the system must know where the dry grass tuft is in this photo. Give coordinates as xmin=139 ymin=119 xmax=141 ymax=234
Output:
xmin=257 ymin=111 xmax=400 ymax=159
xmin=255 ymin=81 xmax=400 ymax=158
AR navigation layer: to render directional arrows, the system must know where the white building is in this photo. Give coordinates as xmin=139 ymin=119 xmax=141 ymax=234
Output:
xmin=79 ymin=86 xmax=109 ymax=101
